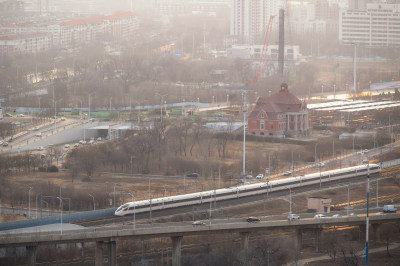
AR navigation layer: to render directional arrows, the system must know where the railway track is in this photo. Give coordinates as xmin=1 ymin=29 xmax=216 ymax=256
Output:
xmin=73 ymin=164 xmax=400 ymax=227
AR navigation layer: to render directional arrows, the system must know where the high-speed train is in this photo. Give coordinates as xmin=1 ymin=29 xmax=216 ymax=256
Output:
xmin=115 ymin=164 xmax=380 ymax=216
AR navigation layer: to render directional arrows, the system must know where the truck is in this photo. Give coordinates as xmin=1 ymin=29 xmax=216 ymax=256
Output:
xmin=383 ymin=205 xmax=397 ymax=213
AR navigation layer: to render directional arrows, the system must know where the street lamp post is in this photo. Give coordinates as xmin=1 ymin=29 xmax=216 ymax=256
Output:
xmin=57 ymin=186 xmax=62 ymax=235
xmin=366 ymin=163 xmax=370 ymax=265
xmin=28 ymin=187 xmax=33 ymax=218
xmin=288 ymin=187 xmax=292 ymax=221
xmin=314 ymin=142 xmax=319 ymax=166
xmin=156 ymin=93 xmax=167 ymax=122
xmin=54 ymin=99 xmax=62 ymax=132
xmin=242 ymin=91 xmax=247 ymax=178
xmin=353 ymin=43 xmax=357 ymax=101
xmin=88 ymin=194 xmax=95 ymax=210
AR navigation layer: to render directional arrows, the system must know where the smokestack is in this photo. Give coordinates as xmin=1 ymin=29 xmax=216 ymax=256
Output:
xmin=278 ymin=9 xmax=285 ymax=76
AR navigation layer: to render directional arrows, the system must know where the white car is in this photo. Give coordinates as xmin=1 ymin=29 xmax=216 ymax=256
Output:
xmin=314 ymin=214 xmax=328 ymax=219
xmin=16 ymin=114 xmax=25 ymax=117
xmin=36 ymin=146 xmax=44 ymax=151
xmin=256 ymin=174 xmax=264 ymax=179
xmin=61 ymin=117 xmax=66 ymax=121
xmin=74 ymin=143 xmax=79 ymax=147
xmin=192 ymin=220 xmax=206 ymax=226
xmin=332 ymin=214 xmax=343 ymax=218
xmin=288 ymin=214 xmax=300 ymax=220
xmin=317 ymin=162 xmax=325 ymax=168
xmin=64 ymin=144 xmax=70 ymax=148
xmin=35 ymin=132 xmax=42 ymax=137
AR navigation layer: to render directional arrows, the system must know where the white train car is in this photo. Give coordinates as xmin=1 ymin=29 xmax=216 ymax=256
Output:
xmin=115 ymin=164 xmax=380 ymax=216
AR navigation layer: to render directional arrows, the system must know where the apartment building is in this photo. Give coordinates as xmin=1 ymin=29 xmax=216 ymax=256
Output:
xmin=230 ymin=0 xmax=284 ymax=44
xmin=0 ymin=32 xmax=51 ymax=56
xmin=339 ymin=3 xmax=400 ymax=47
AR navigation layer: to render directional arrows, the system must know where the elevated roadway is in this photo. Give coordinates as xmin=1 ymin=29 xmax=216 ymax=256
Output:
xmin=1 ymin=213 xmax=399 ymax=266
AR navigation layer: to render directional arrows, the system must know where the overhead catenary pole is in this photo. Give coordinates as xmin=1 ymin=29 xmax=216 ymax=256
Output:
xmin=28 ymin=187 xmax=33 ymax=218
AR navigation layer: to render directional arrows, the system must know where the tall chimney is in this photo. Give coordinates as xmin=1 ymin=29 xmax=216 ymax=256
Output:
xmin=278 ymin=9 xmax=285 ymax=76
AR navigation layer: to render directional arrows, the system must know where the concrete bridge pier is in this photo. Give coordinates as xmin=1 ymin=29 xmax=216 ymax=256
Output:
xmin=26 ymin=246 xmax=37 ymax=266
xmin=7 ymin=247 xmax=16 ymax=266
xmin=372 ymin=223 xmax=382 ymax=243
xmin=171 ymin=236 xmax=183 ymax=266
xmin=80 ymin=242 xmax=85 ymax=265
xmin=314 ymin=228 xmax=322 ymax=253
xmin=240 ymin=232 xmax=250 ymax=255
xmin=106 ymin=240 xmax=117 ymax=266
xmin=95 ymin=241 xmax=104 ymax=266
xmin=295 ymin=229 xmax=303 ymax=250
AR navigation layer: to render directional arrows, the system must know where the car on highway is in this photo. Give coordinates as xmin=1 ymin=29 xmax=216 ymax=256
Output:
xmin=74 ymin=143 xmax=79 ymax=147
xmin=246 ymin=217 xmax=261 ymax=223
xmin=314 ymin=214 xmax=328 ymax=219
xmin=97 ymin=137 xmax=102 ymax=141
xmin=35 ymin=132 xmax=42 ymax=137
xmin=64 ymin=144 xmax=70 ymax=148
xmin=33 ymin=126 xmax=39 ymax=131
xmin=186 ymin=173 xmax=199 ymax=178
xmin=288 ymin=214 xmax=300 ymax=220
xmin=89 ymin=140 xmax=95 ymax=144
xmin=332 ymin=214 xmax=343 ymax=218
xmin=317 ymin=162 xmax=325 ymax=168
xmin=348 ymin=213 xmax=358 ymax=217
xmin=256 ymin=174 xmax=264 ymax=179
xmin=16 ymin=114 xmax=24 ymax=117
xmin=2 ymin=142 xmax=8 ymax=147
xmin=192 ymin=220 xmax=206 ymax=226
xmin=61 ymin=117 xmax=66 ymax=121
xmin=89 ymin=118 xmax=96 ymax=122
xmin=284 ymin=171 xmax=291 ymax=177
xmin=246 ymin=174 xmax=253 ymax=179
xmin=36 ymin=146 xmax=44 ymax=151
xmin=375 ymin=212 xmax=385 ymax=216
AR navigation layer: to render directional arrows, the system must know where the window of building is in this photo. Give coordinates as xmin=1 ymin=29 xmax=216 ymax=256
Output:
xmin=260 ymin=120 xmax=265 ymax=130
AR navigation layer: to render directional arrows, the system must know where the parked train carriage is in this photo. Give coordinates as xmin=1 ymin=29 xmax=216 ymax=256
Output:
xmin=115 ymin=164 xmax=380 ymax=216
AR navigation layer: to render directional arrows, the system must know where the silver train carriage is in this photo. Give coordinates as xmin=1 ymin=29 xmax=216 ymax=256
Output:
xmin=115 ymin=164 xmax=380 ymax=216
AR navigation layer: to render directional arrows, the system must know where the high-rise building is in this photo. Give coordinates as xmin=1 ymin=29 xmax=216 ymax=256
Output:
xmin=230 ymin=0 xmax=284 ymax=44
xmin=339 ymin=3 xmax=400 ymax=47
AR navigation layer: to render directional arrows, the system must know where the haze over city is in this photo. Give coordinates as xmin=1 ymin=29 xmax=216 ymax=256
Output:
xmin=0 ymin=0 xmax=400 ymax=265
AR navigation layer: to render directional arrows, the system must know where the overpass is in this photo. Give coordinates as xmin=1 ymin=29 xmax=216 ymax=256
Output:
xmin=1 ymin=213 xmax=399 ymax=266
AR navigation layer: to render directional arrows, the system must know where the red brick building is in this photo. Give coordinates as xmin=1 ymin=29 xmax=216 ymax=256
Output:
xmin=248 ymin=83 xmax=311 ymax=137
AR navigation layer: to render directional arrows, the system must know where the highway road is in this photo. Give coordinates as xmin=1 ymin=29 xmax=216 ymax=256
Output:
xmin=1 ymin=213 xmax=399 ymax=248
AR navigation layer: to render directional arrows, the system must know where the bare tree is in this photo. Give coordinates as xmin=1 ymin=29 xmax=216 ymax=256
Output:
xmin=380 ymin=223 xmax=398 ymax=257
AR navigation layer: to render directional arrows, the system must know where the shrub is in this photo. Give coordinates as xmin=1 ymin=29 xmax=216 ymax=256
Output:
xmin=47 ymin=165 xmax=58 ymax=172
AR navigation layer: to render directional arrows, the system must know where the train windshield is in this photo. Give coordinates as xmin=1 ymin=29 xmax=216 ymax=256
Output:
xmin=116 ymin=203 xmax=130 ymax=212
